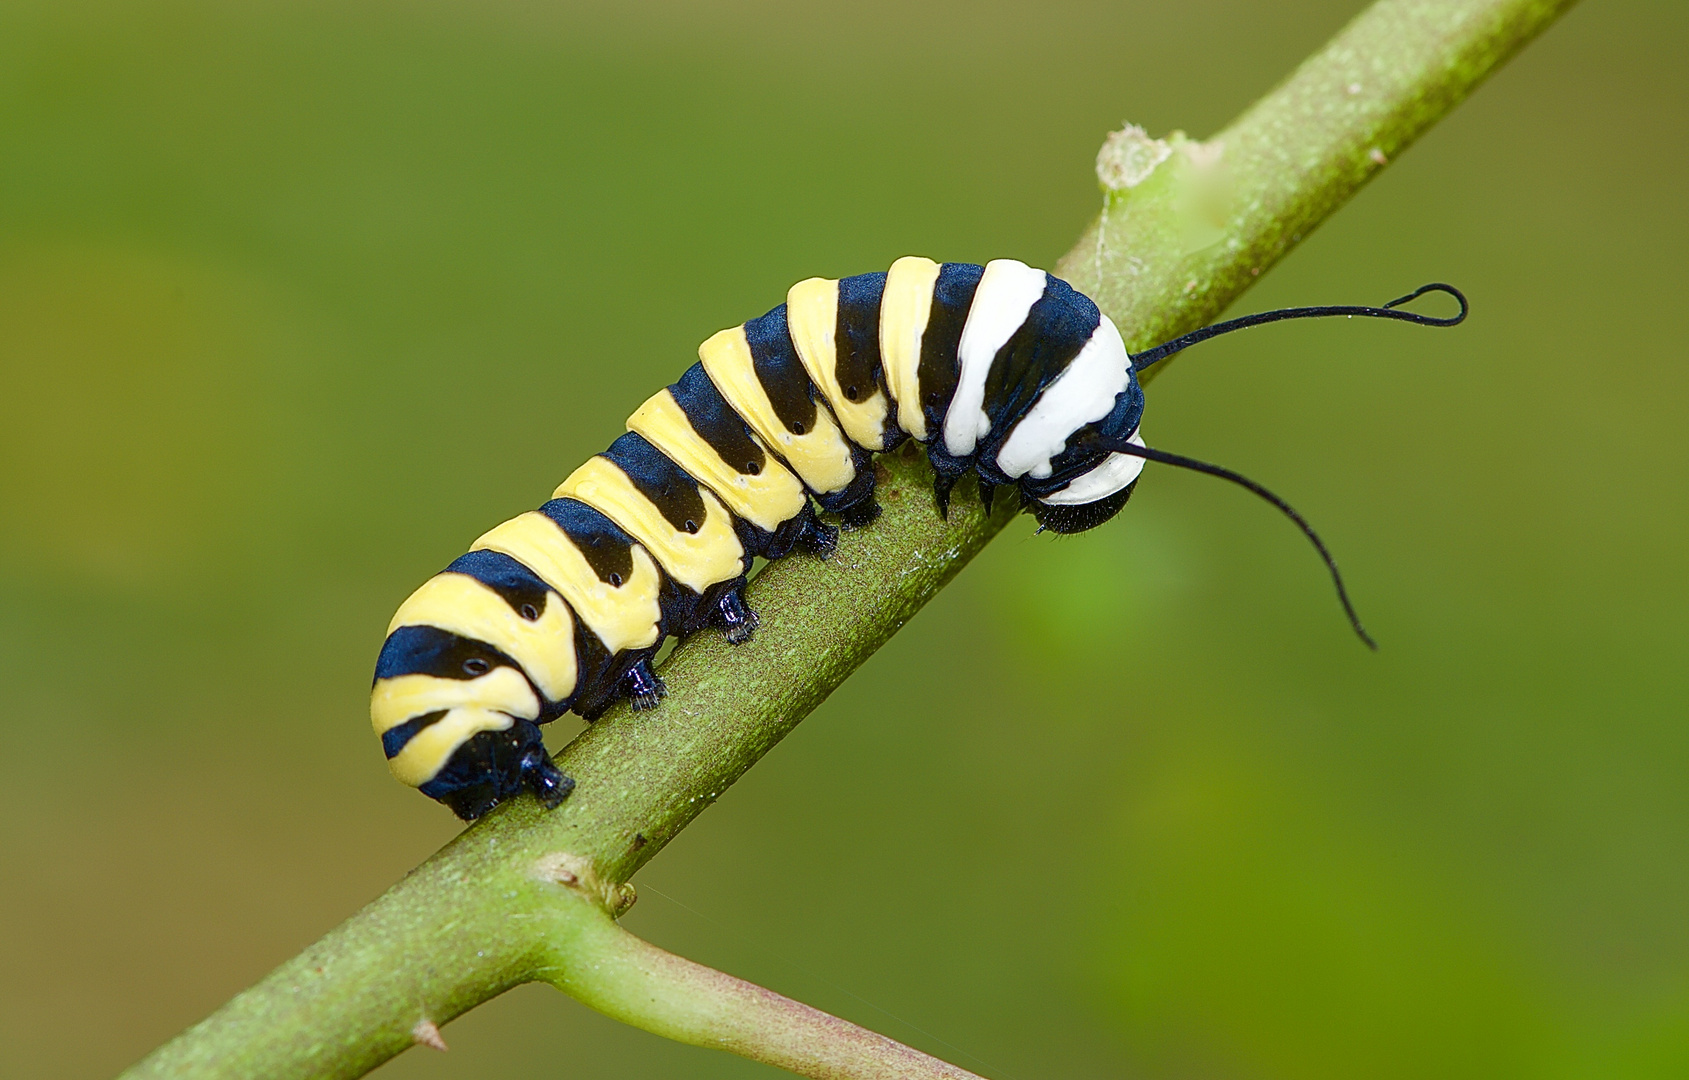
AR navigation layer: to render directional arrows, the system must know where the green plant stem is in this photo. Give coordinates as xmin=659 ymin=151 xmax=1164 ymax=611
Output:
xmin=118 ymin=1 xmax=1576 ymax=1077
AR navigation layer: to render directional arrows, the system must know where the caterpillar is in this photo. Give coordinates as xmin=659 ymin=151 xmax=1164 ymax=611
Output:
xmin=372 ymin=257 xmax=1465 ymax=820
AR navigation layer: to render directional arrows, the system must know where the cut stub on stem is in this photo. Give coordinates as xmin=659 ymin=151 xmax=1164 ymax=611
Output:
xmin=410 ymin=1020 xmax=448 ymax=1052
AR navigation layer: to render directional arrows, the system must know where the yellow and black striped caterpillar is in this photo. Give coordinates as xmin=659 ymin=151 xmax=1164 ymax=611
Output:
xmin=373 ymin=257 xmax=1464 ymax=819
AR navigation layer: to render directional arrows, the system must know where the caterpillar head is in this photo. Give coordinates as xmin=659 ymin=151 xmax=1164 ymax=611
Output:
xmin=370 ymin=624 xmax=571 ymax=820
xmin=1025 ymin=376 xmax=1146 ymax=535
xmin=1030 ymin=475 xmax=1140 ymax=534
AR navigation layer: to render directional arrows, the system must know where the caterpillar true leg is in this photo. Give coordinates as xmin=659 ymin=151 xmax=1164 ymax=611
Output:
xmin=623 ymin=658 xmax=668 ymax=712
xmin=712 ymin=584 xmax=760 ymax=645
xmin=792 ymin=511 xmax=839 ymax=560
xmin=520 ymin=744 xmax=574 ymax=810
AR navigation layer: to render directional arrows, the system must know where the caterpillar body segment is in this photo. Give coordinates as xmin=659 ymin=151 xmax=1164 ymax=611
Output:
xmin=371 ymin=257 xmax=1467 ymax=820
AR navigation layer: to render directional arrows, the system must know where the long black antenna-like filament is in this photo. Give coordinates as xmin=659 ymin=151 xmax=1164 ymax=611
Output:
xmin=1130 ymin=283 xmax=1467 ymax=372
xmin=1102 ymin=440 xmax=1377 ymax=649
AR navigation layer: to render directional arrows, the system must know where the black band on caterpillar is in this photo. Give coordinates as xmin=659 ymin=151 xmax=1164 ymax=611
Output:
xmin=372 ymin=258 xmax=1465 ymax=818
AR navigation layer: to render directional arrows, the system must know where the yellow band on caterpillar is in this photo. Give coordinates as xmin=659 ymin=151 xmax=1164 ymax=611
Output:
xmin=370 ymin=667 xmax=538 ymax=736
xmin=388 ymin=572 xmax=577 ymax=703
xmin=628 ymin=388 xmax=807 ymax=533
xmin=698 ymin=325 xmax=857 ymax=495
xmin=387 ymin=706 xmax=517 ymax=787
xmin=787 ymin=276 xmax=891 ymax=449
xmin=473 ymin=512 xmax=662 ymax=655
xmin=554 ymin=456 xmax=745 ymax=593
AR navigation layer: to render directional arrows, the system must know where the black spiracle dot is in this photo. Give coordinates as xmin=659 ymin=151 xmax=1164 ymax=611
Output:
xmin=519 ymin=603 xmax=540 ymax=621
xmin=790 ymin=421 xmax=805 ymax=435
xmin=463 ymin=657 xmax=490 ymax=676
xmin=745 ymin=461 xmax=761 ymax=475
xmin=683 ymin=519 xmax=700 ymax=534
xmin=608 ymin=572 xmax=624 ymax=588
xmin=844 ymin=385 xmax=859 ymax=401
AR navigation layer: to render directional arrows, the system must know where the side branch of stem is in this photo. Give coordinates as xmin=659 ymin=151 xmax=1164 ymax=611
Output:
xmin=539 ymin=896 xmax=985 ymax=1079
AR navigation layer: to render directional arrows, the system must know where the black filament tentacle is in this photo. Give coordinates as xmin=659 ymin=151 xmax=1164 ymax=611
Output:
xmin=1101 ymin=440 xmax=1376 ymax=649
xmin=1129 ymin=283 xmax=1467 ymax=372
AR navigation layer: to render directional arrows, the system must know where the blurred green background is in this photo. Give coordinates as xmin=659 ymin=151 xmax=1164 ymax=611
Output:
xmin=1 ymin=0 xmax=1685 ymax=1076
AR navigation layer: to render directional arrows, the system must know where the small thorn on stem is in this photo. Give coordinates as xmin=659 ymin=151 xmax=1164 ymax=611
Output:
xmin=412 ymin=1019 xmax=449 ymax=1052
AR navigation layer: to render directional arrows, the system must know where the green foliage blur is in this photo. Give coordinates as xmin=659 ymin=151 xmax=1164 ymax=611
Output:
xmin=1 ymin=1 xmax=1685 ymax=1076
